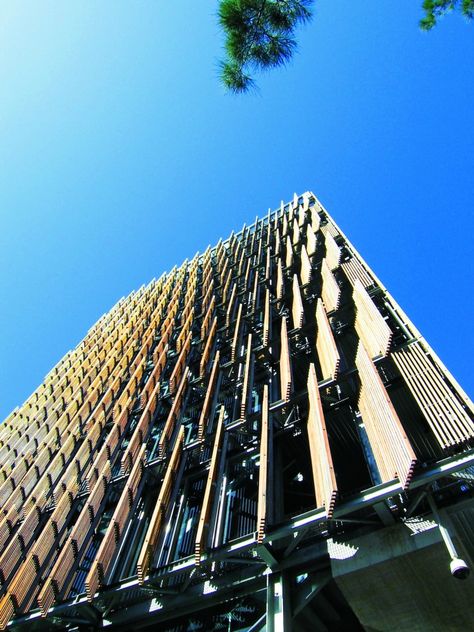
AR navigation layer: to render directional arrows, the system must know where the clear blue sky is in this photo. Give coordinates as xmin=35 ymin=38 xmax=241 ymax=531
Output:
xmin=0 ymin=1 xmax=473 ymax=420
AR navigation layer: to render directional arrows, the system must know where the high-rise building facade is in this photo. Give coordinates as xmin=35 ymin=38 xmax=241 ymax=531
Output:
xmin=0 ymin=192 xmax=473 ymax=631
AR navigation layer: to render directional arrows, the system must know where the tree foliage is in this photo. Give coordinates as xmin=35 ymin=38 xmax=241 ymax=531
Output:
xmin=217 ymin=0 xmax=473 ymax=93
xmin=218 ymin=0 xmax=313 ymax=93
xmin=420 ymin=0 xmax=474 ymax=30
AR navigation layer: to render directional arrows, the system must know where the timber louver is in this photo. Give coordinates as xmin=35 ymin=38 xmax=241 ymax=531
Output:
xmin=0 ymin=191 xmax=472 ymax=630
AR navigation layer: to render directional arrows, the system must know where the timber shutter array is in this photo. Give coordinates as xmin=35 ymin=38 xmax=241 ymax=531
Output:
xmin=0 ymin=192 xmax=472 ymax=630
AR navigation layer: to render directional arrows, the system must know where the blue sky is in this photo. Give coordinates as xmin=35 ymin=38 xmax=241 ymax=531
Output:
xmin=0 ymin=1 xmax=473 ymax=419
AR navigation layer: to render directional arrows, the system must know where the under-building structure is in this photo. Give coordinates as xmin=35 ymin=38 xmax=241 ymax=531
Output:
xmin=0 ymin=192 xmax=473 ymax=631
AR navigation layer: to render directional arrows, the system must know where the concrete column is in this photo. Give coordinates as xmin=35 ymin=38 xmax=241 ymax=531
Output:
xmin=266 ymin=571 xmax=291 ymax=631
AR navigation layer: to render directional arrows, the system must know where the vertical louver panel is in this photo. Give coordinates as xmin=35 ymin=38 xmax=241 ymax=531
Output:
xmin=306 ymin=223 xmax=317 ymax=256
xmin=324 ymin=231 xmax=341 ymax=271
xmin=285 ymin=236 xmax=293 ymax=269
xmin=280 ymin=319 xmax=292 ymax=402
xmin=198 ymin=351 xmax=220 ymax=441
xmin=300 ymin=244 xmax=312 ymax=286
xmin=310 ymin=207 xmax=321 ymax=233
xmin=257 ymin=386 xmax=269 ymax=544
xmin=392 ymin=343 xmax=474 ymax=447
xmin=159 ymin=369 xmax=189 ymax=457
xmin=263 ymin=289 xmax=271 ymax=347
xmin=137 ymin=426 xmax=184 ymax=584
xmin=315 ymin=299 xmax=340 ymax=381
xmin=58 ymin=443 xmax=131 ymax=604
xmin=341 ymin=256 xmax=374 ymax=289
xmin=321 ymin=258 xmax=341 ymax=313
xmin=356 ymin=343 xmax=416 ymax=489
xmin=291 ymin=275 xmax=304 ymax=330
xmin=200 ymin=317 xmax=217 ymax=378
xmin=0 ymin=191 xmax=472 ymax=630
xmin=231 ymin=303 xmax=243 ymax=362
xmin=276 ymin=258 xmax=284 ymax=302
xmin=307 ymin=364 xmax=338 ymax=517
xmin=195 ymin=407 xmax=225 ymax=565
xmin=292 ymin=220 xmax=300 ymax=246
xmin=353 ymin=279 xmax=392 ymax=358
xmin=240 ymin=335 xmax=253 ymax=420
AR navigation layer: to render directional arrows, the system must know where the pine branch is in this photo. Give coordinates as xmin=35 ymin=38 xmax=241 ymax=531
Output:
xmin=218 ymin=0 xmax=314 ymax=93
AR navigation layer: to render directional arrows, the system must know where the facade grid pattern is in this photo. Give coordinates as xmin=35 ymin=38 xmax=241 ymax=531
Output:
xmin=0 ymin=192 xmax=473 ymax=631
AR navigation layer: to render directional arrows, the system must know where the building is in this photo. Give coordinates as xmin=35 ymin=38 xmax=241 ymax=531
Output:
xmin=0 ymin=192 xmax=473 ymax=631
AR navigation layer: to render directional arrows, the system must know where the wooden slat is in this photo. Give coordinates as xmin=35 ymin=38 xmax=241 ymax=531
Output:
xmin=257 ymin=223 xmax=264 ymax=263
xmin=315 ymin=299 xmax=340 ymax=381
xmin=51 ymin=485 xmax=77 ymax=537
xmin=240 ymin=335 xmax=253 ymax=420
xmin=265 ymin=246 xmax=272 ymax=282
xmin=275 ymin=228 xmax=281 ymax=256
xmin=6 ymin=556 xmax=38 ymax=613
xmin=250 ymin=223 xmax=257 ymax=258
xmin=279 ymin=318 xmax=292 ymax=402
xmin=0 ymin=426 xmax=78 ymax=551
xmin=198 ymin=352 xmax=220 ymax=441
xmin=300 ymin=244 xmax=312 ymax=286
xmin=324 ymin=231 xmax=341 ymax=270
xmin=266 ymin=213 xmax=272 ymax=247
xmin=221 ymin=266 xmax=233 ymax=305
xmin=0 ymin=593 xmax=14 ymax=629
xmin=141 ymin=343 xmax=167 ymax=408
xmin=275 ymin=202 xmax=282 ymax=230
xmin=0 ymin=348 xmax=108 ymax=510
xmin=323 ymin=221 xmax=339 ymax=239
xmin=137 ymin=426 xmax=184 ymax=584
xmin=0 ymin=535 xmax=25 ymax=587
xmin=194 ymin=406 xmax=225 ymax=564
xmin=289 ymin=203 xmax=295 ymax=224
xmin=159 ymin=368 xmax=189 ymax=457
xmin=291 ymin=274 xmax=304 ymax=329
xmin=292 ymin=220 xmax=300 ymax=247
xmin=282 ymin=212 xmax=288 ymax=238
xmin=310 ymin=207 xmax=320 ymax=233
xmin=85 ymin=446 xmax=146 ymax=601
xmin=201 ymin=282 xmax=215 ymax=322
xmin=302 ymin=192 xmax=310 ymax=213
xmin=231 ymin=303 xmax=243 ymax=363
xmin=37 ymin=539 xmax=75 ymax=615
xmin=243 ymin=258 xmax=252 ymax=292
xmin=169 ymin=332 xmax=191 ymax=394
xmin=306 ymin=224 xmax=317 ymax=257
xmin=356 ymin=343 xmax=416 ymax=489
xmin=276 ymin=259 xmax=284 ymax=302
xmin=199 ymin=317 xmax=217 ymax=378
xmin=225 ymin=283 xmax=237 ymax=327
xmin=257 ymin=385 xmax=269 ymax=543
xmin=0 ymin=495 xmax=42 ymax=584
xmin=321 ymin=258 xmax=341 ymax=313
xmin=86 ymin=423 xmax=119 ymax=492
xmin=251 ymin=271 xmax=259 ymax=312
xmin=353 ymin=279 xmax=392 ymax=358
xmin=263 ymin=289 xmax=271 ymax=347
xmin=307 ymin=364 xmax=338 ymax=517
xmin=298 ymin=203 xmax=306 ymax=227
xmin=176 ymin=309 xmax=194 ymax=353
xmin=151 ymin=342 xmax=169 ymax=379
xmin=392 ymin=343 xmax=474 ymax=448
xmin=341 ymin=256 xmax=374 ymax=289
xmin=285 ymin=236 xmax=293 ymax=269
xmin=121 ymin=378 xmax=160 ymax=475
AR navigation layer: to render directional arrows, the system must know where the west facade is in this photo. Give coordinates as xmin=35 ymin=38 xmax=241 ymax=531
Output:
xmin=0 ymin=192 xmax=473 ymax=631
